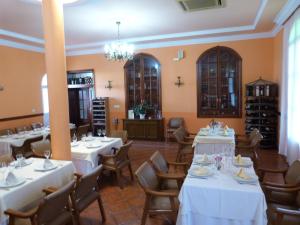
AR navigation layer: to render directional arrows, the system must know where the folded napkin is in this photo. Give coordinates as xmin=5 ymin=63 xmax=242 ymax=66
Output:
xmin=202 ymin=154 xmax=209 ymax=162
xmin=235 ymin=154 xmax=244 ymax=164
xmin=236 ymin=168 xmax=250 ymax=180
xmin=223 ymin=130 xmax=229 ymax=136
xmin=43 ymin=159 xmax=54 ymax=169
xmin=194 ymin=167 xmax=209 ymax=176
xmin=3 ymin=170 xmax=18 ymax=185
xmin=224 ymin=125 xmax=229 ymax=130
xmin=206 ymin=125 xmax=210 ymax=129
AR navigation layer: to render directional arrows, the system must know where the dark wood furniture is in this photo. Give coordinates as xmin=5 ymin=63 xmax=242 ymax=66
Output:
xmin=92 ymin=97 xmax=109 ymax=136
xmin=166 ymin=117 xmax=184 ymax=141
xmin=197 ymin=46 xmax=242 ymax=118
xmin=99 ymin=141 xmax=134 ymax=189
xmin=11 ymin=136 xmax=44 ymax=159
xmin=124 ymin=53 xmax=161 ymax=118
xmin=245 ymin=78 xmax=278 ymax=149
xmin=173 ymin=127 xmax=194 ymax=162
xmin=67 ymin=69 xmax=95 ymax=127
xmin=123 ymin=119 xmax=164 ymax=141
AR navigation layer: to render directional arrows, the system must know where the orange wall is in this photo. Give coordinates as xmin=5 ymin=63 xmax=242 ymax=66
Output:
xmin=67 ymin=38 xmax=276 ymax=135
xmin=0 ymin=46 xmax=45 ymax=130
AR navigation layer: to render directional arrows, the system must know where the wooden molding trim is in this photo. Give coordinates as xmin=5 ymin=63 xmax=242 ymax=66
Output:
xmin=0 ymin=113 xmax=44 ymax=122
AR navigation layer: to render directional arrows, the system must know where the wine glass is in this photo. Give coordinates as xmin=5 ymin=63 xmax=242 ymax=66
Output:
xmin=102 ymin=130 xmax=106 ymax=137
xmin=44 ymin=150 xmax=51 ymax=160
xmin=81 ymin=134 xmax=86 ymax=141
xmin=97 ymin=129 xmax=102 ymax=137
xmin=72 ymin=133 xmax=77 ymax=143
xmin=87 ymin=132 xmax=93 ymax=138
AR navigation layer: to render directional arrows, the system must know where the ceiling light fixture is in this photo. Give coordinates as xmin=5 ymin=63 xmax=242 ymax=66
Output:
xmin=104 ymin=21 xmax=134 ymax=61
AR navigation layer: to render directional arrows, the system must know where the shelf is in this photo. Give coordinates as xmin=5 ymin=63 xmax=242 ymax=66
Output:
xmin=68 ymin=84 xmax=93 ymax=89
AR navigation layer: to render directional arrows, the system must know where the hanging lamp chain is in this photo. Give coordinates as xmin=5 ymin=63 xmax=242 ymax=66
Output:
xmin=116 ymin=21 xmax=121 ymax=41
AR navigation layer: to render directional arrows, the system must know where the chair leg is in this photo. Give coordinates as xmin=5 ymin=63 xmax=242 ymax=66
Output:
xmin=97 ymin=196 xmax=106 ymax=223
xmin=128 ymin=163 xmax=134 ymax=181
xmin=141 ymin=197 xmax=150 ymax=225
xmin=115 ymin=169 xmax=123 ymax=189
xmin=73 ymin=210 xmax=82 ymax=225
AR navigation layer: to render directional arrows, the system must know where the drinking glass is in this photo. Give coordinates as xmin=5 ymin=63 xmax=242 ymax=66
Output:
xmin=72 ymin=133 xmax=77 ymax=143
xmin=44 ymin=150 xmax=51 ymax=159
xmin=102 ymin=130 xmax=106 ymax=137
xmin=87 ymin=132 xmax=93 ymax=138
xmin=16 ymin=153 xmax=23 ymax=168
xmin=97 ymin=129 xmax=102 ymax=137
xmin=81 ymin=134 xmax=86 ymax=141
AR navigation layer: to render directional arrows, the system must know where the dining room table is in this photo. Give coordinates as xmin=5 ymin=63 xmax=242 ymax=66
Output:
xmin=176 ymin=154 xmax=267 ymax=225
xmin=193 ymin=127 xmax=236 ymax=156
xmin=0 ymin=158 xmax=75 ymax=225
xmin=71 ymin=136 xmax=123 ymax=174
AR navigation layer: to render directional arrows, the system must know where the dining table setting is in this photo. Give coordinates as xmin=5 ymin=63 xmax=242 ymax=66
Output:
xmin=176 ymin=152 xmax=267 ymax=225
xmin=0 ymin=157 xmax=75 ymax=225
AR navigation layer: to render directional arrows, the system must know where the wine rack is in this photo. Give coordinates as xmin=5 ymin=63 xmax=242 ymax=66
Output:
xmin=92 ymin=97 xmax=109 ymax=136
xmin=245 ymin=78 xmax=278 ymax=149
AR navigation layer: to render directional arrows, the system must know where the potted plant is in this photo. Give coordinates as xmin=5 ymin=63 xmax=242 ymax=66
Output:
xmin=133 ymin=100 xmax=151 ymax=119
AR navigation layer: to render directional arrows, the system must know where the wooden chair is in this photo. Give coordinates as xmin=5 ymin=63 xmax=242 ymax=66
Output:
xmin=0 ymin=153 xmax=14 ymax=165
xmin=0 ymin=128 xmax=15 ymax=136
xmin=30 ymin=140 xmax=51 ymax=158
xmin=149 ymin=151 xmax=187 ymax=190
xmin=16 ymin=126 xmax=32 ymax=133
xmin=70 ymin=127 xmax=76 ymax=140
xmin=261 ymin=161 xmax=300 ymax=225
xmin=173 ymin=127 xmax=194 ymax=162
xmin=99 ymin=141 xmax=134 ymax=189
xmin=135 ymin=161 xmax=179 ymax=225
xmin=110 ymin=130 xmax=128 ymax=144
xmin=31 ymin=123 xmax=43 ymax=130
xmin=11 ymin=136 xmax=43 ymax=159
xmin=70 ymin=166 xmax=106 ymax=225
xmin=235 ymin=128 xmax=259 ymax=145
xmin=76 ymin=124 xmax=90 ymax=140
xmin=5 ymin=180 xmax=75 ymax=225
xmin=166 ymin=118 xmax=184 ymax=141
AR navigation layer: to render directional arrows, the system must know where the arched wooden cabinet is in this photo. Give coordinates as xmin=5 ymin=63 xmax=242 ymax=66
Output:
xmin=123 ymin=53 xmax=164 ymax=141
xmin=197 ymin=46 xmax=242 ymax=118
xmin=124 ymin=53 xmax=162 ymax=117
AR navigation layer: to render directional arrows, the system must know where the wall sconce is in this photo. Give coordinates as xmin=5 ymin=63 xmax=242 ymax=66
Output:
xmin=105 ymin=80 xmax=113 ymax=90
xmin=0 ymin=85 xmax=4 ymax=91
xmin=174 ymin=76 xmax=184 ymax=87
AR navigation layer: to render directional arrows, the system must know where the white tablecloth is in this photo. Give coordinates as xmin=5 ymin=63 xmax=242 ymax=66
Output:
xmin=193 ymin=128 xmax=235 ymax=156
xmin=0 ymin=158 xmax=75 ymax=225
xmin=177 ymin=155 xmax=267 ymax=225
xmin=0 ymin=130 xmax=49 ymax=156
xmin=71 ymin=137 xmax=123 ymax=174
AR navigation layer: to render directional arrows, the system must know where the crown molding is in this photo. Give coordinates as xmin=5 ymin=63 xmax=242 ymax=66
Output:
xmin=0 ymin=29 xmax=44 ymax=44
xmin=274 ymin=0 xmax=300 ymax=25
xmin=0 ymin=39 xmax=44 ymax=53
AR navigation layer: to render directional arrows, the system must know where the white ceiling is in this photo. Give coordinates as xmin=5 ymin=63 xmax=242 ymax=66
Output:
xmin=0 ymin=0 xmax=294 ymax=55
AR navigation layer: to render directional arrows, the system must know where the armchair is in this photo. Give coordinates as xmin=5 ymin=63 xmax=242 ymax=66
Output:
xmin=173 ymin=127 xmax=194 ymax=162
xmin=166 ymin=118 xmax=184 ymax=141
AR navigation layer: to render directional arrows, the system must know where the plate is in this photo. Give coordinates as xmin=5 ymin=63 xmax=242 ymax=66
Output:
xmin=198 ymin=132 xmax=208 ymax=136
xmin=0 ymin=135 xmax=8 ymax=138
xmin=233 ymin=174 xmax=258 ymax=184
xmin=10 ymin=158 xmax=33 ymax=167
xmin=0 ymin=177 xmax=26 ymax=188
xmin=86 ymin=143 xmax=103 ymax=148
xmin=189 ymin=167 xmax=213 ymax=178
xmin=34 ymin=164 xmax=57 ymax=171
xmin=193 ymin=156 xmax=214 ymax=165
xmin=13 ymin=135 xmax=27 ymax=139
xmin=83 ymin=137 xmax=94 ymax=142
xmin=233 ymin=158 xmax=253 ymax=167
xmin=100 ymin=138 xmax=114 ymax=142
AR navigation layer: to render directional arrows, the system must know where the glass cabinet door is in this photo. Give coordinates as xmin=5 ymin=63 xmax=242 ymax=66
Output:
xmin=197 ymin=46 xmax=242 ymax=118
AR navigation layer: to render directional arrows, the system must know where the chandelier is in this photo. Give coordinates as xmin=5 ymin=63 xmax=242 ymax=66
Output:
xmin=104 ymin=22 xmax=134 ymax=61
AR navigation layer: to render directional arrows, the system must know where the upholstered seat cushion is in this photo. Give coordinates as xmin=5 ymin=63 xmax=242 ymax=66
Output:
xmin=161 ymin=179 xmax=180 ymax=190
xmin=267 ymin=203 xmax=300 ymax=225
xmin=149 ymin=190 xmax=179 ymax=211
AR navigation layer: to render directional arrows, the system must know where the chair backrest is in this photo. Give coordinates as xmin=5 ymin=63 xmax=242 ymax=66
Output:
xmin=115 ymin=141 xmax=133 ymax=164
xmin=36 ymin=180 xmax=75 ymax=225
xmin=70 ymin=127 xmax=76 ymax=139
xmin=173 ymin=127 xmax=185 ymax=143
xmin=250 ymin=132 xmax=263 ymax=147
xmin=150 ymin=151 xmax=168 ymax=173
xmin=76 ymin=124 xmax=90 ymax=139
xmin=0 ymin=129 xmax=15 ymax=136
xmin=168 ymin=118 xmax=184 ymax=129
xmin=285 ymin=160 xmax=300 ymax=184
xmin=32 ymin=123 xmax=43 ymax=129
xmin=11 ymin=135 xmax=44 ymax=159
xmin=73 ymin=165 xmax=102 ymax=201
xmin=249 ymin=128 xmax=259 ymax=140
xmin=110 ymin=130 xmax=128 ymax=144
xmin=135 ymin=161 xmax=159 ymax=192
xmin=31 ymin=140 xmax=51 ymax=157
xmin=16 ymin=125 xmax=32 ymax=133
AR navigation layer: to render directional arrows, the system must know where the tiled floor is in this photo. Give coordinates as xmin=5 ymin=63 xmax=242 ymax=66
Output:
xmin=80 ymin=140 xmax=287 ymax=225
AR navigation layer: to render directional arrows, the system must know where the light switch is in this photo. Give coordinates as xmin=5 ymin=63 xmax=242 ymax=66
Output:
xmin=113 ymin=104 xmax=120 ymax=109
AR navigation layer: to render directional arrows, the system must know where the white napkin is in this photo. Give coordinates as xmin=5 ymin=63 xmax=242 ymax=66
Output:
xmin=43 ymin=159 xmax=54 ymax=169
xmin=3 ymin=170 xmax=18 ymax=185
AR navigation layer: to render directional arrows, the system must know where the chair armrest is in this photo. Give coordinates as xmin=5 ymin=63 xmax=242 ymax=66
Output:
xmin=262 ymin=181 xmax=298 ymax=188
xmin=184 ymin=136 xmax=194 ymax=141
xmin=99 ymin=154 xmax=115 ymax=159
xmin=236 ymin=145 xmax=253 ymax=150
xmin=5 ymin=208 xmax=38 ymax=219
xmin=74 ymin=172 xmax=83 ymax=179
xmin=167 ymin=161 xmax=189 ymax=167
xmin=258 ymin=167 xmax=288 ymax=174
xmin=146 ymin=189 xmax=178 ymax=197
xmin=178 ymin=140 xmax=193 ymax=146
xmin=157 ymin=172 xmax=185 ymax=180
xmin=263 ymin=184 xmax=300 ymax=193
xmin=275 ymin=207 xmax=300 ymax=216
xmin=43 ymin=186 xmax=58 ymax=195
